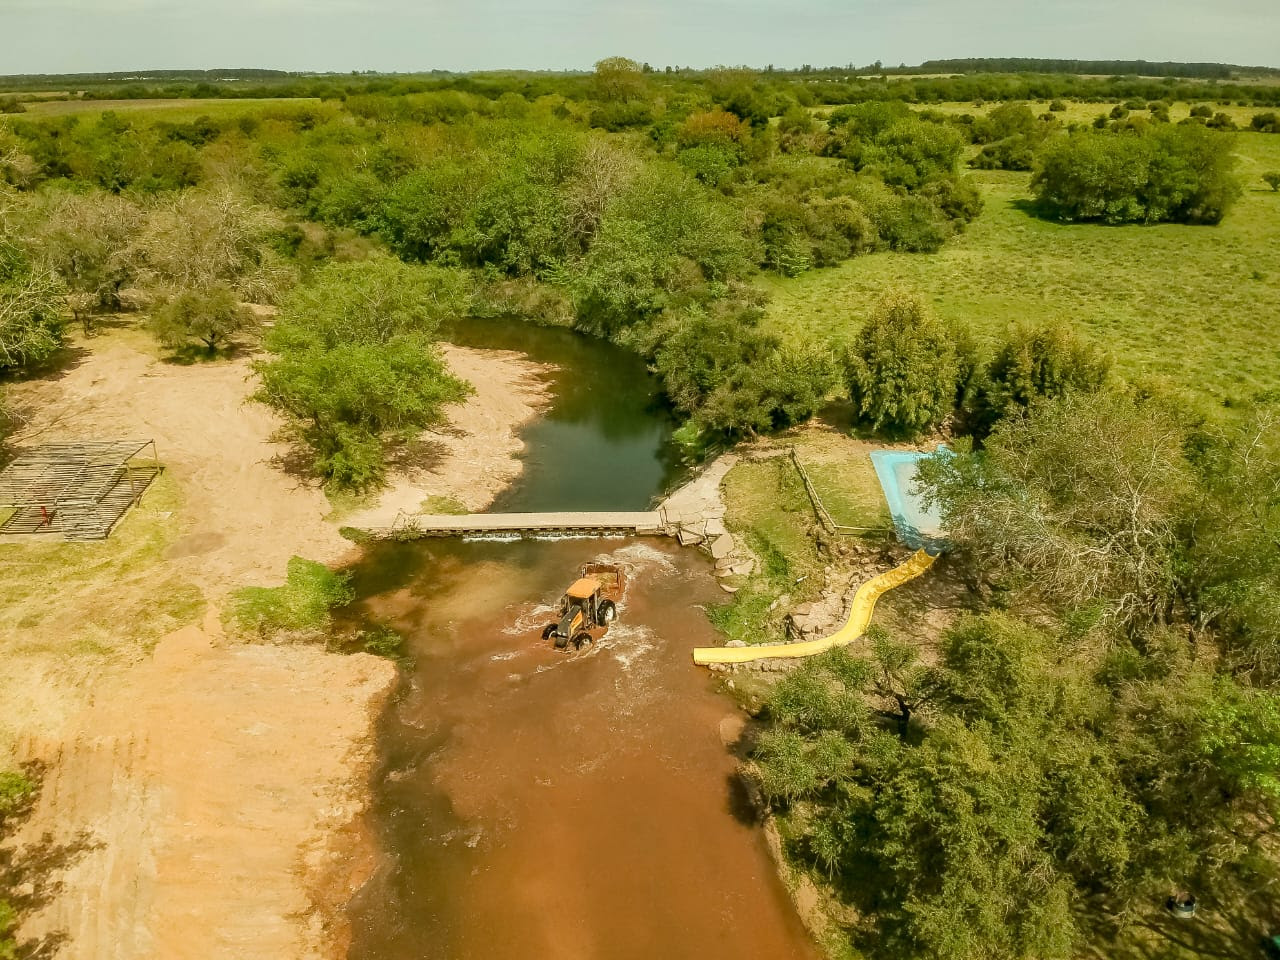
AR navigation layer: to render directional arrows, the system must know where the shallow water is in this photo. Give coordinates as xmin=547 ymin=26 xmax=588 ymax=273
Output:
xmin=345 ymin=321 xmax=819 ymax=960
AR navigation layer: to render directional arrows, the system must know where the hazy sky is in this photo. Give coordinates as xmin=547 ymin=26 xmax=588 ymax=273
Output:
xmin=1 ymin=0 xmax=1276 ymax=75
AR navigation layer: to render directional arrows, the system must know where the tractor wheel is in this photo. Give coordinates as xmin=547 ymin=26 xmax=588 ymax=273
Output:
xmin=541 ymin=623 xmax=557 ymax=640
xmin=597 ymin=600 xmax=617 ymax=626
xmin=573 ymin=632 xmax=593 ymax=651
xmin=553 ymin=633 xmax=569 ymax=650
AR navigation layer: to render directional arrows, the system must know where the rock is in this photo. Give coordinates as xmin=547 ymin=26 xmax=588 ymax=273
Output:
xmin=726 ymin=639 xmax=747 ymax=648
xmin=791 ymin=602 xmax=815 ymax=618
xmin=718 ymin=715 xmax=746 ymax=747
xmin=704 ymin=518 xmax=728 ymax=538
xmin=709 ymin=533 xmax=736 ymax=560
xmin=719 ymin=583 xmax=739 ymax=594
xmin=676 ymin=527 xmax=705 ymax=547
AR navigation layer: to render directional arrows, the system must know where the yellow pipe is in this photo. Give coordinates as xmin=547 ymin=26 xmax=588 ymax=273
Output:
xmin=692 ymin=549 xmax=936 ymax=666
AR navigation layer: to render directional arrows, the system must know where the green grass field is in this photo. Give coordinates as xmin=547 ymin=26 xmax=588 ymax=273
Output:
xmin=764 ymin=131 xmax=1280 ymax=409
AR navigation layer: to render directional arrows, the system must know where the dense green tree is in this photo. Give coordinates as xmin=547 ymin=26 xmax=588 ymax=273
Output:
xmin=973 ymin=102 xmax=1038 ymax=144
xmin=253 ymin=259 xmax=471 ymax=487
xmin=568 ymin=164 xmax=753 ymax=336
xmin=850 ymin=118 xmax=965 ymax=190
xmin=591 ymin=57 xmax=647 ymax=102
xmin=962 ymin=320 xmax=1109 ymax=437
xmin=756 ymin=616 xmax=1280 ymax=960
xmin=1182 ymin=406 xmax=1280 ymax=681
xmin=846 ymin=291 xmax=962 ymax=436
xmin=1032 ymin=124 xmax=1241 ymax=224
xmin=649 ymin=305 xmax=836 ymax=435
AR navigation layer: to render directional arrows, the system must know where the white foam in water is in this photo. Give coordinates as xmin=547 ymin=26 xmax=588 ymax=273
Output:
xmin=502 ymin=603 xmax=558 ymax=637
xmin=599 ymin=541 xmax=676 ymax=575
xmin=596 ymin=621 xmax=656 ymax=672
xmin=461 ymin=532 xmax=522 ymax=543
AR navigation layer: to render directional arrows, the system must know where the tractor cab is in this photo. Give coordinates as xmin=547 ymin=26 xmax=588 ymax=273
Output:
xmin=542 ymin=564 xmax=624 ymax=650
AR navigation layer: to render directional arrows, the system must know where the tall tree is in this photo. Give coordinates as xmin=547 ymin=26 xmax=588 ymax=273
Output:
xmin=0 ymin=237 xmax=65 ymax=372
xmin=253 ymin=259 xmax=471 ymax=488
xmin=846 ymin=291 xmax=963 ymax=437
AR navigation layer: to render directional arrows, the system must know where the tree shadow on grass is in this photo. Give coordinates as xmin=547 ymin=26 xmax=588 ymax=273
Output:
xmin=1010 ymin=196 xmax=1055 ymax=221
xmin=158 ymin=339 xmax=252 ymax=366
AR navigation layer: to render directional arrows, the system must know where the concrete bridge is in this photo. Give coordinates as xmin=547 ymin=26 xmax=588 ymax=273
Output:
xmin=390 ymin=510 xmax=666 ymax=539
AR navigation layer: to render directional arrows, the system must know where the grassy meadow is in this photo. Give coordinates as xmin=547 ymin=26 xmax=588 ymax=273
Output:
xmin=766 ymin=125 xmax=1280 ymax=410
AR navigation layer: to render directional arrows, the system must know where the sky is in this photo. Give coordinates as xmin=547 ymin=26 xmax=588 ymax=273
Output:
xmin=0 ymin=0 xmax=1277 ymax=75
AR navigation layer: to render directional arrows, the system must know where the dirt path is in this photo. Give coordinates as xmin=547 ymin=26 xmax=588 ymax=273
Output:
xmin=0 ymin=326 xmax=551 ymax=959
xmin=9 ymin=612 xmax=397 ymax=960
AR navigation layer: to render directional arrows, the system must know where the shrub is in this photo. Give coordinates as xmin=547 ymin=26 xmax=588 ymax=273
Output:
xmin=230 ymin=556 xmax=354 ymax=636
xmin=1190 ymin=103 xmax=1214 ymax=118
xmin=1049 ymin=100 xmax=1066 ymax=112
xmin=359 ymin=625 xmax=405 ymax=659
xmin=0 ymin=770 xmax=35 ymax=825
xmin=150 ymin=284 xmax=251 ymax=354
xmin=1264 ymin=172 xmax=1280 ymax=192
xmin=1252 ymin=112 xmax=1280 ymax=134
xmin=846 ymin=291 xmax=962 ymax=437
xmin=970 ymin=134 xmax=1038 ymax=171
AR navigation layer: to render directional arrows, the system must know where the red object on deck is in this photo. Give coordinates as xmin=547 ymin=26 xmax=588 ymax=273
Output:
xmin=40 ymin=505 xmax=51 ymax=525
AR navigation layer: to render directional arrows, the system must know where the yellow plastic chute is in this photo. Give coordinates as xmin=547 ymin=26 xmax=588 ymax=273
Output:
xmin=692 ymin=549 xmax=936 ymax=666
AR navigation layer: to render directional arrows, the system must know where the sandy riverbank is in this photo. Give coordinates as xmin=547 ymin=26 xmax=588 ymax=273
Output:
xmin=0 ymin=325 xmax=551 ymax=959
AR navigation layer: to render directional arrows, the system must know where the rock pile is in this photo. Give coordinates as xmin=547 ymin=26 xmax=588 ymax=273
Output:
xmin=659 ymin=453 xmax=757 ymax=592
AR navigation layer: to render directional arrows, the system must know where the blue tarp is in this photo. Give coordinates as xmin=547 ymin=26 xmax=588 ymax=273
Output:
xmin=870 ymin=448 xmax=949 ymax=552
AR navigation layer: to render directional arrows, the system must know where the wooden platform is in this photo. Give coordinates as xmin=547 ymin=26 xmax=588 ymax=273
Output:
xmin=0 ymin=440 xmax=161 ymax=540
xmin=393 ymin=511 xmax=666 ymax=539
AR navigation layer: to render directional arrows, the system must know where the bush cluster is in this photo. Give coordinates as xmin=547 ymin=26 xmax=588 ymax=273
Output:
xmin=1032 ymin=123 xmax=1241 ymax=224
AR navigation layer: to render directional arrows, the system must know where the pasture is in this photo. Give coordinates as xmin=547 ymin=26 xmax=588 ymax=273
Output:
xmin=764 ymin=129 xmax=1280 ymax=408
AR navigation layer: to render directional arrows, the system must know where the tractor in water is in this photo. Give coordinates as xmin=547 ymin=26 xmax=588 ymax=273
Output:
xmin=542 ymin=562 xmax=624 ymax=650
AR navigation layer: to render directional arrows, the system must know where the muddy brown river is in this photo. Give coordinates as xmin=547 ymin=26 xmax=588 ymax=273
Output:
xmin=344 ymin=320 xmax=819 ymax=960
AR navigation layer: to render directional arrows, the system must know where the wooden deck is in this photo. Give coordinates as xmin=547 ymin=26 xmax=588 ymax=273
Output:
xmin=0 ymin=440 xmax=161 ymax=540
xmin=393 ymin=511 xmax=666 ymax=539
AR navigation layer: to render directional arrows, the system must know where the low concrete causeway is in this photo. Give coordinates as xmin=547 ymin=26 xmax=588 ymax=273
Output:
xmin=393 ymin=510 xmax=666 ymax=538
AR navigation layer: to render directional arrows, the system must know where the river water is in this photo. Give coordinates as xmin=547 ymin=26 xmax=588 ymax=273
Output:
xmin=345 ymin=320 xmax=819 ymax=960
